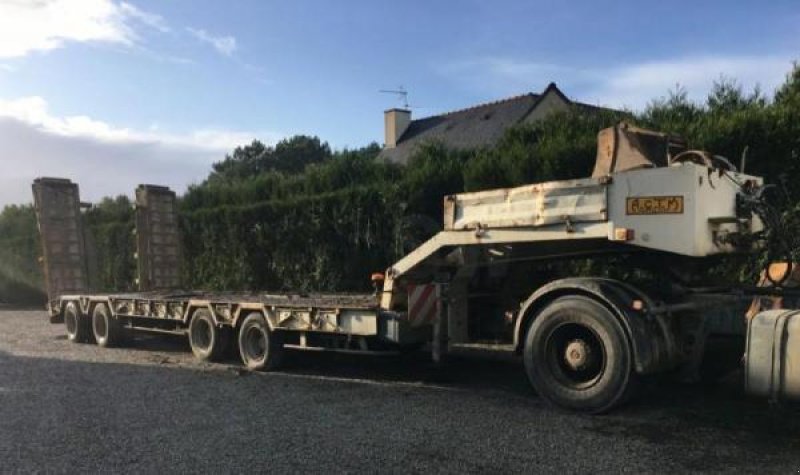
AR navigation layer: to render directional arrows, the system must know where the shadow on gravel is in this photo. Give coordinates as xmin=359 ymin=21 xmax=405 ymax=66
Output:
xmin=131 ymin=333 xmax=192 ymax=354
xmin=16 ymin=326 xmax=800 ymax=452
xmin=109 ymin=332 xmax=800 ymax=440
xmin=277 ymin=347 xmax=800 ymax=469
xmin=0 ymin=340 xmax=798 ymax=472
xmin=114 ymin=332 xmax=534 ymax=395
xmin=582 ymin=374 xmax=800 ymax=471
xmin=105 ymin=332 xmax=192 ymax=354
xmin=5 ymin=308 xmax=798 ymax=472
xmin=0 ymin=304 xmax=46 ymax=311
xmin=580 ymin=336 xmax=800 ymax=459
xmin=120 ymin=336 xmax=536 ymax=397
xmin=278 ymin=349 xmax=534 ymax=395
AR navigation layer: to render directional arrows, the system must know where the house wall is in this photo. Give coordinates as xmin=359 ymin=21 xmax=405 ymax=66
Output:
xmin=522 ymin=90 xmax=571 ymax=123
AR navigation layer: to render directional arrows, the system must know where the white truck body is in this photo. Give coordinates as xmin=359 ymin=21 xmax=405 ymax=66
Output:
xmin=381 ymin=162 xmax=761 ymax=310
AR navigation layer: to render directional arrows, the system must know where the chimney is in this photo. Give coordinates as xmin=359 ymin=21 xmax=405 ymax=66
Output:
xmin=384 ymin=108 xmax=411 ymax=148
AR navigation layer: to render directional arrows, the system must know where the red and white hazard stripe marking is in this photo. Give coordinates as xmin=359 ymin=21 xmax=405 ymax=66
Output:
xmin=407 ymin=284 xmax=438 ymax=327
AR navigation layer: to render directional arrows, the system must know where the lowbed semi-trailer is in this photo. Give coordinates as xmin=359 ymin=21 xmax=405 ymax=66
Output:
xmin=32 ymin=123 xmax=800 ymax=413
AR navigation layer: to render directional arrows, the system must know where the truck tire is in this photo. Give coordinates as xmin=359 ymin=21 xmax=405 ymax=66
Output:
xmin=189 ymin=309 xmax=226 ymax=362
xmin=523 ymin=295 xmax=634 ymax=414
xmin=238 ymin=312 xmax=284 ymax=371
xmin=64 ymin=301 xmax=92 ymax=343
xmin=92 ymin=303 xmax=123 ymax=348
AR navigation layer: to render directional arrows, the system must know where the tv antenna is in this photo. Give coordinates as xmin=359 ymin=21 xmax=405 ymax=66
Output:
xmin=380 ymin=86 xmax=410 ymax=109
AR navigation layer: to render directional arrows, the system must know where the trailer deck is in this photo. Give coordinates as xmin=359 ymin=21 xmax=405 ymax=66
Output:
xmin=53 ymin=290 xmax=381 ymax=336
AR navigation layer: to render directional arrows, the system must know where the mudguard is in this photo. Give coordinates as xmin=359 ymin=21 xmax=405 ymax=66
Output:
xmin=514 ymin=277 xmax=679 ymax=375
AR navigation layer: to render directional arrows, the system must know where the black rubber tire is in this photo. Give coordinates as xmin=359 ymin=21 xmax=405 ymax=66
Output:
xmin=188 ymin=309 xmax=226 ymax=362
xmin=92 ymin=303 xmax=124 ymax=348
xmin=64 ymin=301 xmax=92 ymax=343
xmin=523 ymin=295 xmax=634 ymax=414
xmin=238 ymin=312 xmax=284 ymax=371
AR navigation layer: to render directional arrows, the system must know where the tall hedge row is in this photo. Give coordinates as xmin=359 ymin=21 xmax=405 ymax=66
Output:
xmin=0 ymin=234 xmax=44 ymax=304
xmin=181 ymin=186 xmax=406 ymax=292
xmin=0 ymin=204 xmax=44 ymax=303
xmin=1 ymin=65 xmax=799 ymax=303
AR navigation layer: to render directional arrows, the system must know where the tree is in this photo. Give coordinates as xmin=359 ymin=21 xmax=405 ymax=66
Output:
xmin=208 ymin=140 xmax=269 ymax=182
xmin=707 ymin=77 xmax=766 ymax=114
xmin=0 ymin=204 xmax=36 ymax=239
xmin=641 ymin=85 xmax=703 ymax=136
xmin=774 ymin=62 xmax=800 ymax=107
xmin=272 ymin=135 xmax=332 ymax=173
xmin=208 ymin=135 xmax=332 ymax=182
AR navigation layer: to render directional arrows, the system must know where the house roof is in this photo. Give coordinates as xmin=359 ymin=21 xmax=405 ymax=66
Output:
xmin=378 ymin=83 xmax=616 ymax=164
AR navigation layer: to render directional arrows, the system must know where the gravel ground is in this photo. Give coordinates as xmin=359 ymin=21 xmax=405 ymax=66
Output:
xmin=0 ymin=308 xmax=798 ymax=473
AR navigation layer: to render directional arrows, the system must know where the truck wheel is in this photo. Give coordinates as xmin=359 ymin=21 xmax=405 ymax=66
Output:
xmin=189 ymin=309 xmax=225 ymax=362
xmin=238 ymin=312 xmax=284 ymax=371
xmin=64 ymin=301 xmax=91 ymax=343
xmin=92 ymin=303 xmax=123 ymax=347
xmin=524 ymin=296 xmax=634 ymax=414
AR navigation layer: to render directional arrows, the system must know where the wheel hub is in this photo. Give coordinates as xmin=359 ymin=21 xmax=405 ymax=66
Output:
xmin=244 ymin=327 xmax=267 ymax=360
xmin=66 ymin=313 xmax=76 ymax=335
xmin=192 ymin=320 xmax=212 ymax=350
xmin=94 ymin=315 xmax=107 ymax=337
xmin=564 ymin=339 xmax=593 ymax=370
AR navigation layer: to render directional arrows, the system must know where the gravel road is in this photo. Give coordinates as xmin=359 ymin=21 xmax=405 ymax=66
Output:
xmin=0 ymin=308 xmax=798 ymax=473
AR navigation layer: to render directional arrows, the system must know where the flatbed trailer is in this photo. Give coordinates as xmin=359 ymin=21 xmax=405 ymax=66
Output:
xmin=55 ymin=290 xmax=382 ymax=361
xmin=32 ymin=123 xmax=800 ymax=413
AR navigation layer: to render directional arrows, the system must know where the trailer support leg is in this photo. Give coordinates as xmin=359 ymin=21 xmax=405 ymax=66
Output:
xmin=432 ymin=284 xmax=449 ymax=364
xmin=447 ymin=272 xmax=471 ymax=344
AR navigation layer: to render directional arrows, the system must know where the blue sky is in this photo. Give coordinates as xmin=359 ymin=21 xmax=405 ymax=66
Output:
xmin=0 ymin=0 xmax=798 ymax=206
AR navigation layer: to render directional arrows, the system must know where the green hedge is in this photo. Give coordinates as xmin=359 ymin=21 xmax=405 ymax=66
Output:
xmin=1 ymin=65 xmax=799 ymax=301
xmin=181 ymin=185 xmax=406 ymax=292
xmin=0 ymin=234 xmax=45 ymax=304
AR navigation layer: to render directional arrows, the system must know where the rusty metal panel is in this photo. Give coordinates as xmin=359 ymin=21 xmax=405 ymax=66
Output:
xmin=135 ymin=185 xmax=181 ymax=290
xmin=591 ymin=122 xmax=685 ymax=177
xmin=444 ymin=177 xmax=607 ymax=231
xmin=31 ymin=177 xmax=90 ymax=303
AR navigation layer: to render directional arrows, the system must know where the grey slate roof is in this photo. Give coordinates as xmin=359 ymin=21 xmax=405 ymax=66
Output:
xmin=378 ymin=83 xmax=616 ymax=165
xmin=379 ymin=93 xmax=540 ymax=164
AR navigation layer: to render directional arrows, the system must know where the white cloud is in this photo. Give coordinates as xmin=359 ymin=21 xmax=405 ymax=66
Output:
xmin=589 ymin=56 xmax=794 ymax=110
xmin=186 ymin=27 xmax=237 ymax=56
xmin=0 ymin=96 xmax=275 ymax=150
xmin=0 ymin=95 xmax=283 ymax=207
xmin=438 ymin=54 xmax=795 ymax=111
xmin=0 ymin=0 xmax=168 ymax=58
xmin=0 ymin=96 xmax=133 ymax=141
xmin=119 ymin=1 xmax=169 ymax=33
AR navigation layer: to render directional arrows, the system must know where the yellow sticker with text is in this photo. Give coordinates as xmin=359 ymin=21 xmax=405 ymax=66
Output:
xmin=626 ymin=196 xmax=684 ymax=215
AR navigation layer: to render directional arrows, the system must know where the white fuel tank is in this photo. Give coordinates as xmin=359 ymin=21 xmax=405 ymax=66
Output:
xmin=745 ymin=309 xmax=800 ymax=401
